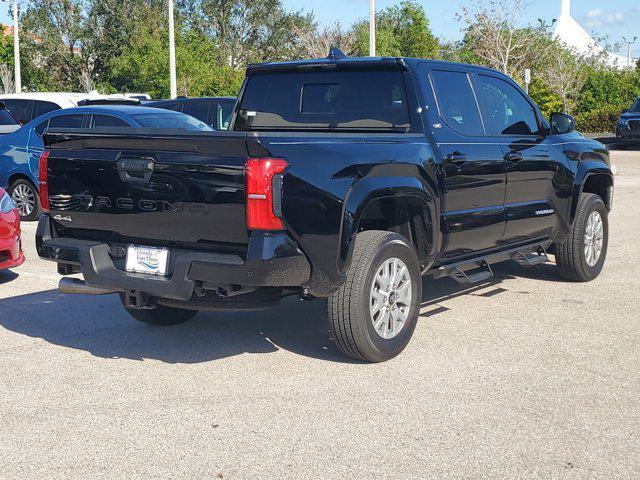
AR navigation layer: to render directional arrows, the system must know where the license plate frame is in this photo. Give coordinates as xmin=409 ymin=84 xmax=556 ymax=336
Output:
xmin=125 ymin=245 xmax=170 ymax=276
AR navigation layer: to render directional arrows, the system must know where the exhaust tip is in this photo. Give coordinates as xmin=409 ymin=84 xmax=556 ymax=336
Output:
xmin=59 ymin=278 xmax=119 ymax=296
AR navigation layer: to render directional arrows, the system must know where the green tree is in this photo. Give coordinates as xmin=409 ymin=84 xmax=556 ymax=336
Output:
xmin=0 ymin=25 xmax=15 ymax=93
xmin=353 ymin=1 xmax=439 ymax=58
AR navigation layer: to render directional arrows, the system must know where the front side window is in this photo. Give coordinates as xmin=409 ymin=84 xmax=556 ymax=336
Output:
xmin=48 ymin=114 xmax=85 ymax=129
xmin=236 ymin=70 xmax=411 ymax=132
xmin=476 ymin=75 xmax=540 ymax=136
xmin=430 ymin=70 xmax=483 ymax=136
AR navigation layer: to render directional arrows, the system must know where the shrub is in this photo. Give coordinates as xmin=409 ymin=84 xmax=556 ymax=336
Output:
xmin=574 ymin=104 xmax=623 ymax=134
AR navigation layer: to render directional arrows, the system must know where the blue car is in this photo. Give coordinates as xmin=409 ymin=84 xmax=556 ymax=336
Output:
xmin=0 ymin=105 xmax=212 ymax=220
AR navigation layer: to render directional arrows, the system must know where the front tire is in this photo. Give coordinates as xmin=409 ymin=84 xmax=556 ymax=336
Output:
xmin=120 ymin=294 xmax=198 ymax=326
xmin=328 ymin=230 xmax=422 ymax=363
xmin=8 ymin=178 xmax=41 ymax=221
xmin=555 ymin=193 xmax=608 ymax=282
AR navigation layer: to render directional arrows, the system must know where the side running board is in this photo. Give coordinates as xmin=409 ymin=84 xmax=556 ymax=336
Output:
xmin=431 ymin=240 xmax=552 ymax=285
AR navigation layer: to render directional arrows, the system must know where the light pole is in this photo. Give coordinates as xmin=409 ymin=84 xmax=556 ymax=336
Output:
xmin=168 ymin=0 xmax=177 ymax=99
xmin=369 ymin=0 xmax=376 ymax=57
xmin=2 ymin=0 xmax=21 ymax=93
xmin=622 ymin=36 xmax=637 ymax=69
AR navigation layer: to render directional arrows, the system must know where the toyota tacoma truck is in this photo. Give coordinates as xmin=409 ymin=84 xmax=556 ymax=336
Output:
xmin=36 ymin=50 xmax=614 ymax=362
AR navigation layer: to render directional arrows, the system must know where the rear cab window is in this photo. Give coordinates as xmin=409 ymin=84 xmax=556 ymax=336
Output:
xmin=235 ymin=70 xmax=413 ymax=132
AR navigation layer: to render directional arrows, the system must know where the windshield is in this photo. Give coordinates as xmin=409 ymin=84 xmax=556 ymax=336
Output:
xmin=629 ymin=99 xmax=640 ymax=113
xmin=131 ymin=112 xmax=213 ymax=131
xmin=235 ymin=70 xmax=412 ymax=132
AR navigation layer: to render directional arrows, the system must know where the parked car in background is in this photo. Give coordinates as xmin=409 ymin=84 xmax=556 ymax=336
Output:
xmin=0 ymin=187 xmax=24 ymax=272
xmin=0 ymin=92 xmax=153 ymax=125
xmin=616 ymin=98 xmax=640 ymax=148
xmin=0 ymin=93 xmax=88 ymax=125
xmin=146 ymin=97 xmax=236 ymax=130
xmin=0 ymin=105 xmax=212 ymax=220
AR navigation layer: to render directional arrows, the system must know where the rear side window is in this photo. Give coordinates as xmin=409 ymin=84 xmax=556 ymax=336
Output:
xmin=182 ymin=101 xmax=211 ymax=125
xmin=33 ymin=101 xmax=60 ymax=119
xmin=131 ymin=112 xmax=213 ymax=131
xmin=48 ymin=114 xmax=85 ymax=129
xmin=430 ymin=70 xmax=483 ymax=136
xmin=236 ymin=70 xmax=412 ymax=132
xmin=92 ymin=115 xmax=130 ymax=128
xmin=3 ymin=99 xmax=32 ymax=124
xmin=0 ymin=109 xmax=18 ymax=125
xmin=476 ymin=75 xmax=540 ymax=136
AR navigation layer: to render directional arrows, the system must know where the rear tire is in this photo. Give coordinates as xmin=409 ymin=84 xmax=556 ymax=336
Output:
xmin=8 ymin=178 xmax=41 ymax=221
xmin=555 ymin=193 xmax=608 ymax=282
xmin=120 ymin=294 xmax=198 ymax=326
xmin=328 ymin=230 xmax=422 ymax=363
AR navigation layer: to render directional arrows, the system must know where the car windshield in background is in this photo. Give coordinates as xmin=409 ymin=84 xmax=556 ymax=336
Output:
xmin=629 ymin=99 xmax=640 ymax=113
xmin=0 ymin=109 xmax=18 ymax=126
xmin=131 ymin=112 xmax=213 ymax=131
xmin=235 ymin=70 xmax=411 ymax=132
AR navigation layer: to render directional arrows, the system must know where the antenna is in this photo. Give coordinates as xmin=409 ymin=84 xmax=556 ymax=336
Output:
xmin=328 ymin=47 xmax=347 ymax=61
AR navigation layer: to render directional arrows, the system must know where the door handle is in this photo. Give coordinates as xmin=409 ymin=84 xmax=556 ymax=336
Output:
xmin=504 ymin=151 xmax=523 ymax=163
xmin=445 ymin=152 xmax=468 ymax=167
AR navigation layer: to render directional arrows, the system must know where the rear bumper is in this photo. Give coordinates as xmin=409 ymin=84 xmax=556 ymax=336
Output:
xmin=36 ymin=215 xmax=311 ymax=300
xmin=0 ymin=236 xmax=24 ymax=270
xmin=616 ymin=128 xmax=640 ymax=144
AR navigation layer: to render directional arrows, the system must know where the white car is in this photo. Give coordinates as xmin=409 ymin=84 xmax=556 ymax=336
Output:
xmin=0 ymin=92 xmax=151 ymax=124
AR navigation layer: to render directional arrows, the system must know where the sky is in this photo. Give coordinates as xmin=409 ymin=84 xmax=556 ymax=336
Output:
xmin=1 ymin=0 xmax=639 ymax=57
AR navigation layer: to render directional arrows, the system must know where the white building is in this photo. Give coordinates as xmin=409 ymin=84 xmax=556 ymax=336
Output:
xmin=552 ymin=0 xmax=629 ymax=69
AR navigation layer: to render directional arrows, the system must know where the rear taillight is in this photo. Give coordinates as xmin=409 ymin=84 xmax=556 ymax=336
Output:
xmin=246 ymin=158 xmax=288 ymax=230
xmin=38 ymin=150 xmax=50 ymax=212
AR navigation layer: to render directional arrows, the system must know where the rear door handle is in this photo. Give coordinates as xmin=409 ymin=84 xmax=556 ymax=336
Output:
xmin=445 ymin=152 xmax=468 ymax=166
xmin=504 ymin=151 xmax=523 ymax=163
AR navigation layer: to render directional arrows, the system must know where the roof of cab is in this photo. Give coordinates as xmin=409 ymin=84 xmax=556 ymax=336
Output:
xmin=248 ymin=51 xmax=500 ymax=76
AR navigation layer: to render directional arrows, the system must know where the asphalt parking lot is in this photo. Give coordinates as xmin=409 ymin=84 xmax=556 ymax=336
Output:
xmin=1 ymin=150 xmax=639 ymax=480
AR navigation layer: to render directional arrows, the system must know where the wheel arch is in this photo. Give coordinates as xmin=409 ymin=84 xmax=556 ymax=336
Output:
xmin=339 ymin=176 xmax=440 ymax=275
xmin=571 ymin=163 xmax=613 ymax=225
xmin=8 ymin=172 xmax=39 ymax=191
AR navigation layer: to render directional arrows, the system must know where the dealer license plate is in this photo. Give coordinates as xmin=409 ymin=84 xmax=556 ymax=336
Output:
xmin=125 ymin=245 xmax=169 ymax=276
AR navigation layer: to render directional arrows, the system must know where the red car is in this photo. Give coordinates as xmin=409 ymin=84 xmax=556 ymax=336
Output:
xmin=0 ymin=187 xmax=24 ymax=271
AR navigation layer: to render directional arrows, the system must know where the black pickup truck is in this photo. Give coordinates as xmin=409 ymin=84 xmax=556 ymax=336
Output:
xmin=36 ymin=50 xmax=614 ymax=362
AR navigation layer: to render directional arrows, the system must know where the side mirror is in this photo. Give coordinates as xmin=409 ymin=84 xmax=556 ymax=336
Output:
xmin=550 ymin=112 xmax=575 ymax=135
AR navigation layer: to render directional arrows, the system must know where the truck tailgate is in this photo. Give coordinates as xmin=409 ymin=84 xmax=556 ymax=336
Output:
xmin=43 ymin=131 xmax=250 ymax=246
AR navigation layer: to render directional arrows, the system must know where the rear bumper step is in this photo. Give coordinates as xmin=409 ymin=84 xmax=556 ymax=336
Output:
xmin=37 ymin=215 xmax=311 ymax=301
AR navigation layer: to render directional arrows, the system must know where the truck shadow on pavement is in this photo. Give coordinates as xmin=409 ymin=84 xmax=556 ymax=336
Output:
xmin=0 ymin=262 xmax=562 ymax=364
